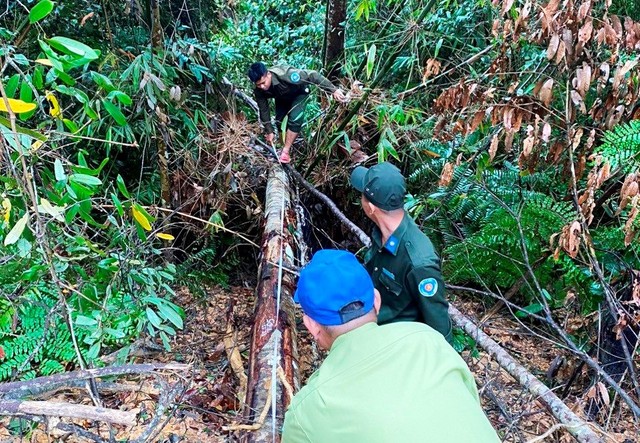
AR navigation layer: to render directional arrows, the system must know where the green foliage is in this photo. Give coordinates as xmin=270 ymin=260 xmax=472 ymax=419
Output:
xmin=593 ymin=120 xmax=640 ymax=173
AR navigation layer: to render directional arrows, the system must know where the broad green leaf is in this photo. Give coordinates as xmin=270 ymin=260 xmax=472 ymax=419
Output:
xmin=53 ymin=158 xmax=67 ymax=181
xmin=366 ymin=44 xmax=376 ymax=80
xmin=157 ymin=303 xmax=183 ymax=329
xmin=107 ymin=90 xmax=132 ymax=106
xmin=146 ymin=307 xmax=162 ymax=328
xmin=75 ymin=315 xmax=98 ymax=326
xmin=102 ymin=100 xmax=127 ymax=126
xmin=47 ymin=37 xmax=99 ymax=60
xmin=4 ymin=212 xmax=29 ymax=246
xmin=5 ymin=74 xmax=20 ymax=97
xmin=116 ymin=175 xmax=130 ymax=198
xmin=91 ymin=72 xmax=115 ymax=92
xmin=69 ymin=173 xmax=102 ymax=187
xmin=132 ymin=204 xmax=152 ymax=231
xmin=111 ymin=193 xmax=123 ymax=217
xmin=0 ymin=116 xmax=47 ymax=140
xmin=29 ymin=0 xmax=54 ymax=23
xmin=104 ymin=327 xmax=126 ymax=339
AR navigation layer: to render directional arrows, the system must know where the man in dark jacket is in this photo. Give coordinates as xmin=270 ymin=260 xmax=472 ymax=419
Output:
xmin=350 ymin=162 xmax=453 ymax=343
xmin=247 ymin=62 xmax=346 ymax=163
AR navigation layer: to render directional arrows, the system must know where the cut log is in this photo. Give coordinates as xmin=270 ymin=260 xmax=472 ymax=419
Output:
xmin=242 ymin=165 xmax=299 ymax=442
xmin=0 ymin=363 xmax=189 ymax=400
xmin=450 ymin=305 xmax=603 ymax=443
xmin=0 ymin=400 xmax=136 ymax=425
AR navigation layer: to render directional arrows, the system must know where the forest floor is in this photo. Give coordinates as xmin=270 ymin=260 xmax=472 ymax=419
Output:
xmin=3 ymin=284 xmax=637 ymax=442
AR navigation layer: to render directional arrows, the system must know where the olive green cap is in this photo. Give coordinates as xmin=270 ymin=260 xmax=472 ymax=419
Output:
xmin=350 ymin=162 xmax=406 ymax=211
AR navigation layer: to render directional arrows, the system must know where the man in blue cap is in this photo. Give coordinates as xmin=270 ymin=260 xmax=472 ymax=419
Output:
xmin=282 ymin=249 xmax=499 ymax=442
xmin=350 ymin=162 xmax=452 ymax=343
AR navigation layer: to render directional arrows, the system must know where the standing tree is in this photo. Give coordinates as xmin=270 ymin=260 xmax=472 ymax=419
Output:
xmin=323 ymin=0 xmax=347 ymax=80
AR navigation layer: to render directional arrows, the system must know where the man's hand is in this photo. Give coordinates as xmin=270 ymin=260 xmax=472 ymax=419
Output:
xmin=265 ymin=132 xmax=275 ymax=144
xmin=332 ymin=89 xmax=348 ymax=103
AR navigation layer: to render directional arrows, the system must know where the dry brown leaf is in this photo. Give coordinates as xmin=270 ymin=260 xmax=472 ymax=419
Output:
xmin=554 ymin=40 xmax=566 ymax=64
xmin=80 ymin=12 xmax=95 ymax=27
xmin=489 ymin=134 xmax=499 ymax=161
xmin=502 ymin=0 xmax=515 ymax=16
xmin=505 ymin=131 xmax=515 ymax=152
xmin=547 ymin=34 xmax=560 ymax=60
xmin=578 ymin=19 xmax=593 ymax=45
xmin=423 ymin=58 xmax=442 ymax=82
xmin=597 ymin=382 xmax=610 ymax=406
xmin=577 ymin=0 xmax=591 ymax=21
xmin=539 ymin=78 xmax=554 ymax=106
xmin=570 ymin=89 xmax=587 ymax=113
xmin=542 ymin=122 xmax=552 ymax=143
xmin=612 ymin=60 xmax=639 ymax=91
xmin=439 ymin=162 xmax=454 ymax=187
xmin=469 ymin=109 xmax=485 ymax=133
xmin=567 ymin=221 xmax=582 ymax=258
xmin=611 ymin=14 xmax=623 ymax=38
xmin=571 ymin=128 xmax=584 ymax=151
xmin=503 ymin=107 xmax=515 ymax=131
xmin=631 ymin=270 xmax=640 ymax=306
xmin=523 ymin=134 xmax=535 ymax=157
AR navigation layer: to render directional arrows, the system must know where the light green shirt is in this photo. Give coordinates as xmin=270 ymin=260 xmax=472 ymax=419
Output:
xmin=282 ymin=322 xmax=499 ymax=443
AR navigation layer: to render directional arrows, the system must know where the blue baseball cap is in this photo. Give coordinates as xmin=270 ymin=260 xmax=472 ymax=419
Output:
xmin=294 ymin=250 xmax=374 ymax=326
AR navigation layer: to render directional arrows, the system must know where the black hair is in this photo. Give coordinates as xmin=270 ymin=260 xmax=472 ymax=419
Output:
xmin=247 ymin=62 xmax=268 ymax=82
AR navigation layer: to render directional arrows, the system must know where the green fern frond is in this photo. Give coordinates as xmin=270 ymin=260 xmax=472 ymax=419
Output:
xmin=594 ymin=120 xmax=640 ymax=173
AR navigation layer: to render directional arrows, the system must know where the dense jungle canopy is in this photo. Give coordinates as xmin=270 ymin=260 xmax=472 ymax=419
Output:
xmin=0 ymin=0 xmax=640 ymax=441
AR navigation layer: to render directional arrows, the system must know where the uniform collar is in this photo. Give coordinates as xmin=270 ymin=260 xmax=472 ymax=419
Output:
xmin=371 ymin=212 xmax=410 ymax=256
xmin=329 ymin=322 xmax=377 ymax=352
xmin=268 ymin=69 xmax=281 ymax=88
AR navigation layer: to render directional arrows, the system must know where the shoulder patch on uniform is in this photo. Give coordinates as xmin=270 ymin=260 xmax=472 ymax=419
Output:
xmin=418 ymin=278 xmax=438 ymax=297
xmin=290 ymin=71 xmax=301 ymax=83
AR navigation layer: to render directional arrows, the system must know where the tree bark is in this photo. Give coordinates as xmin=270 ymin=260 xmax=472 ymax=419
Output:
xmin=450 ymin=305 xmax=603 ymax=443
xmin=322 ymin=0 xmax=347 ymax=80
xmin=0 ymin=400 xmax=136 ymax=425
xmin=242 ymin=165 xmax=299 ymax=442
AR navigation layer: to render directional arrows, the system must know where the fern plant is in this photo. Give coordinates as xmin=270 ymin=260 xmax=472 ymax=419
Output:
xmin=593 ymin=120 xmax=640 ymax=173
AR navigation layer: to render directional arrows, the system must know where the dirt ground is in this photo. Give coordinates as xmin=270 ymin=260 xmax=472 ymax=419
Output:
xmin=1 ymin=286 xmax=638 ymax=442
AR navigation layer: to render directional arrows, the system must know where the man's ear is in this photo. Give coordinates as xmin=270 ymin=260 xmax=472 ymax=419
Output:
xmin=303 ymin=315 xmax=322 ymax=339
xmin=366 ymin=200 xmax=377 ymax=218
xmin=373 ymin=289 xmax=382 ymax=314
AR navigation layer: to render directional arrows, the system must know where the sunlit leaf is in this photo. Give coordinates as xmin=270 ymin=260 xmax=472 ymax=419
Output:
xmin=29 ymin=0 xmax=54 ymax=23
xmin=0 ymin=98 xmax=36 ymax=114
xmin=45 ymin=91 xmax=62 ymax=118
xmin=132 ymin=204 xmax=152 ymax=231
xmin=47 ymin=36 xmax=99 ymax=60
xmin=1 ymin=198 xmax=11 ymax=223
xmin=35 ymin=58 xmax=53 ymax=67
xmin=4 ymin=212 xmax=29 ymax=246
xmin=156 ymin=232 xmax=175 ymax=241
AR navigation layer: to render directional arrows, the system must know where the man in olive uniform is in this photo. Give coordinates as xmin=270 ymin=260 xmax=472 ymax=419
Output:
xmin=247 ymin=62 xmax=346 ymax=163
xmin=282 ymin=249 xmax=499 ymax=442
xmin=350 ymin=162 xmax=453 ymax=343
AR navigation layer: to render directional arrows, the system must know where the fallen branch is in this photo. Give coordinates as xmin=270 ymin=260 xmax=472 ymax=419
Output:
xmin=0 ymin=363 xmax=189 ymax=400
xmin=252 ymin=138 xmax=371 ymax=248
xmin=450 ymin=305 xmax=603 ymax=443
xmin=0 ymin=400 xmax=136 ymax=426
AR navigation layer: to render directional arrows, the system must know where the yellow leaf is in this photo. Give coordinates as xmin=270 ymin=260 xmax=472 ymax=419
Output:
xmin=1 ymin=198 xmax=11 ymax=223
xmin=0 ymin=98 xmax=36 ymax=114
xmin=45 ymin=91 xmax=62 ymax=118
xmin=156 ymin=232 xmax=175 ymax=241
xmin=35 ymin=58 xmax=53 ymax=67
xmin=132 ymin=206 xmax=152 ymax=231
xmin=31 ymin=140 xmax=44 ymax=151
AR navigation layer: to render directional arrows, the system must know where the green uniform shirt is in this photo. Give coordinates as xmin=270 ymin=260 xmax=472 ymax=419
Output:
xmin=365 ymin=212 xmax=452 ymax=342
xmin=254 ymin=65 xmax=337 ymax=134
xmin=282 ymin=322 xmax=499 ymax=443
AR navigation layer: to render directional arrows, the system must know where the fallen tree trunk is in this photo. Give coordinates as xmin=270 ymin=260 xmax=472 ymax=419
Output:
xmin=0 ymin=400 xmax=136 ymax=425
xmin=0 ymin=363 xmax=189 ymax=400
xmin=242 ymin=165 xmax=299 ymax=442
xmin=449 ymin=305 xmax=602 ymax=443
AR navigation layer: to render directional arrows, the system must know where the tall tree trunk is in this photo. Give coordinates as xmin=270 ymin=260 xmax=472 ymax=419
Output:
xmin=243 ymin=165 xmax=299 ymax=442
xmin=322 ymin=0 xmax=347 ymax=81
